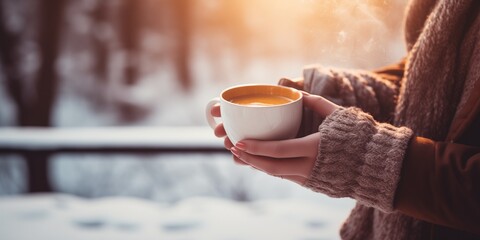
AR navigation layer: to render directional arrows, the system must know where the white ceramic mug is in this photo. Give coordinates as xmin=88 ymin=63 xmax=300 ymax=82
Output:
xmin=205 ymin=84 xmax=303 ymax=144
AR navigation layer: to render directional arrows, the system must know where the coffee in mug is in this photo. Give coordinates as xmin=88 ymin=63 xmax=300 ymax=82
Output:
xmin=229 ymin=94 xmax=293 ymax=106
xmin=205 ymin=84 xmax=303 ymax=144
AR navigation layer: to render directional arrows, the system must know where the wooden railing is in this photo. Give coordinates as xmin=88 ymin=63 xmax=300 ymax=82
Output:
xmin=0 ymin=127 xmax=227 ymax=192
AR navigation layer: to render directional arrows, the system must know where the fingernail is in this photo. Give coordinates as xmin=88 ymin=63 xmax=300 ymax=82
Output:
xmin=235 ymin=142 xmax=246 ymax=151
xmin=230 ymin=147 xmax=240 ymax=157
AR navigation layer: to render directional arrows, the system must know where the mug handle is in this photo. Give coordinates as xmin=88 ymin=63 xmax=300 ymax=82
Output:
xmin=205 ymin=98 xmax=221 ymax=129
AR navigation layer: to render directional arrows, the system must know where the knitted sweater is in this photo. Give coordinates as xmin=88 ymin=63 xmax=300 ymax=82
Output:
xmin=302 ymin=0 xmax=480 ymax=239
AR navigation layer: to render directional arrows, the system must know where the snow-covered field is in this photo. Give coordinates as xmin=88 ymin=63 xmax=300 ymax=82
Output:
xmin=0 ymin=194 xmax=354 ymax=240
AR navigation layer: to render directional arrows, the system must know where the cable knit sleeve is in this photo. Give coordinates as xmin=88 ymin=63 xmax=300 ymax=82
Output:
xmin=300 ymin=63 xmax=402 ymax=135
xmin=304 ymin=107 xmax=413 ymax=212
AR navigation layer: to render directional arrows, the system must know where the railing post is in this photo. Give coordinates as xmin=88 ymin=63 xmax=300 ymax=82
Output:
xmin=24 ymin=152 xmax=52 ymax=193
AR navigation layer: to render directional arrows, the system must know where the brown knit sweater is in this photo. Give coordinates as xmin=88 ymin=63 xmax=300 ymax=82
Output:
xmin=302 ymin=0 xmax=480 ymax=239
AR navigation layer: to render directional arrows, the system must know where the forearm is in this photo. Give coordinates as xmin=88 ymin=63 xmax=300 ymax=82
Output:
xmin=304 ymin=107 xmax=480 ymax=235
xmin=304 ymin=107 xmax=413 ymax=211
xmin=304 ymin=66 xmax=399 ymax=118
xmin=300 ymin=62 xmax=403 ymax=136
xmin=395 ymin=137 xmax=480 ymax=235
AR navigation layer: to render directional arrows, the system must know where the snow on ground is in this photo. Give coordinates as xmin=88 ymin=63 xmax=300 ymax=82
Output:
xmin=0 ymin=194 xmax=354 ymax=240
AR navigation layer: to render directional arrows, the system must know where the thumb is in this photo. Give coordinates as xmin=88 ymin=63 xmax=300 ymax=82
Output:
xmin=278 ymin=77 xmax=304 ymax=90
xmin=302 ymin=92 xmax=340 ymax=118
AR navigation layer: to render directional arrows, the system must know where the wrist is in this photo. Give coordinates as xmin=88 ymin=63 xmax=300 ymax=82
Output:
xmin=304 ymin=107 xmax=413 ymax=212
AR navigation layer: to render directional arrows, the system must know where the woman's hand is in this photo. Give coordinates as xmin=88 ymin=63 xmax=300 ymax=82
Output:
xmin=210 ymin=89 xmax=340 ymax=185
xmin=231 ymin=132 xmax=322 ymax=185
xmin=278 ymin=77 xmax=304 ymax=90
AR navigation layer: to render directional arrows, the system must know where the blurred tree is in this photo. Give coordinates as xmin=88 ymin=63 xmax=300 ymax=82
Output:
xmin=0 ymin=0 xmax=65 ymax=192
xmin=0 ymin=1 xmax=23 ymax=124
xmin=119 ymin=0 xmax=141 ymax=86
xmin=91 ymin=0 xmax=109 ymax=83
xmin=171 ymin=0 xmax=192 ymax=91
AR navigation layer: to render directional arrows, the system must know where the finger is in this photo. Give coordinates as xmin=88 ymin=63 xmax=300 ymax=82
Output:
xmin=302 ymin=92 xmax=340 ymax=117
xmin=279 ymin=175 xmax=307 ymax=185
xmin=278 ymin=77 xmax=304 ymax=90
xmin=237 ymin=136 xmax=315 ymax=158
xmin=233 ymin=155 xmax=248 ymax=166
xmin=231 ymin=147 xmax=308 ymax=176
xmin=214 ymin=123 xmax=227 ymax=138
xmin=210 ymin=104 xmax=221 ymax=117
xmin=224 ymin=137 xmax=234 ymax=150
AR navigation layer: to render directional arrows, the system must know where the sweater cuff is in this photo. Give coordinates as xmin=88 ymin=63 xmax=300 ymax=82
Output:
xmin=304 ymin=107 xmax=413 ymax=212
